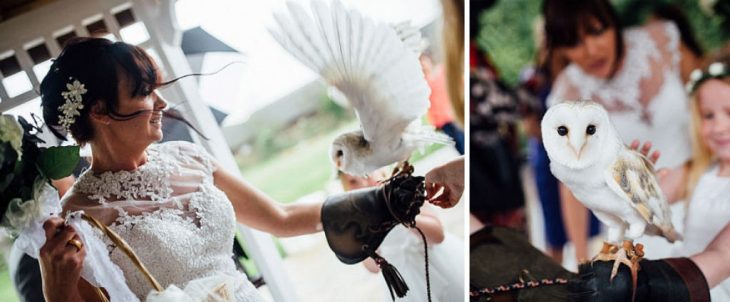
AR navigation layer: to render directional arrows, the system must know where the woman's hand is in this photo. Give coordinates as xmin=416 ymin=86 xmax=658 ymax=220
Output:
xmin=425 ymin=157 xmax=464 ymax=208
xmin=630 ymin=139 xmax=660 ymax=164
xmin=39 ymin=217 xmax=86 ymax=302
xmin=629 ymin=139 xmax=687 ymax=203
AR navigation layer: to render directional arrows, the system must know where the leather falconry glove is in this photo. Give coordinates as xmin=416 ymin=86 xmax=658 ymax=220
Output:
xmin=321 ymin=173 xmax=425 ymax=300
xmin=570 ymin=257 xmax=710 ymax=302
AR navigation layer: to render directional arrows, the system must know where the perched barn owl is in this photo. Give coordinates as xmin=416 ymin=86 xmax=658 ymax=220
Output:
xmin=542 ymin=100 xmax=681 ymax=278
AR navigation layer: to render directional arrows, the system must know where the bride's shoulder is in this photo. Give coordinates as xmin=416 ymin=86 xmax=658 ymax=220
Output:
xmin=153 ymin=141 xmax=217 ymax=173
xmin=60 ymin=185 xmax=93 ymax=212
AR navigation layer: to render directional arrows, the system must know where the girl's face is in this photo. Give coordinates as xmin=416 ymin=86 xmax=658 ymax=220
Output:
xmin=340 ymin=173 xmax=380 ymax=191
xmin=698 ymin=79 xmax=730 ymax=161
xmin=559 ymin=20 xmax=617 ymax=79
xmin=108 ymin=73 xmax=167 ymax=146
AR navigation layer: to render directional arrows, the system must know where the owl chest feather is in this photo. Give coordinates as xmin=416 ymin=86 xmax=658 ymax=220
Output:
xmin=551 ymin=159 xmax=630 ymax=214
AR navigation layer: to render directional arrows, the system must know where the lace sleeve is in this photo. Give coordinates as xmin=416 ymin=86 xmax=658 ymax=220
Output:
xmin=644 ymin=21 xmax=681 ymax=72
xmin=164 ymin=141 xmax=219 ymax=175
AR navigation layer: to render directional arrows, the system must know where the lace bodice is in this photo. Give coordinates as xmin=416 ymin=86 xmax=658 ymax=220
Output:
xmin=64 ymin=141 xmax=262 ymax=301
xmin=548 ymin=21 xmax=690 ymax=169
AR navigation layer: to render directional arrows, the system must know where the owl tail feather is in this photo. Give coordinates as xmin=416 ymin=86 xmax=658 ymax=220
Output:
xmin=402 ymin=124 xmax=454 ymax=146
xmin=661 ymin=226 xmax=682 ymax=243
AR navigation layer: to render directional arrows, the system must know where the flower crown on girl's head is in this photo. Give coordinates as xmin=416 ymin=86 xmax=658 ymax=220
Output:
xmin=58 ymin=77 xmax=87 ymax=132
xmin=686 ymin=62 xmax=730 ymax=95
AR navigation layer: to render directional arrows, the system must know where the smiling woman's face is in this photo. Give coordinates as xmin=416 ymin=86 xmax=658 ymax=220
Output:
xmin=102 ymin=71 xmax=167 ymax=147
xmin=559 ymin=20 xmax=618 ymax=79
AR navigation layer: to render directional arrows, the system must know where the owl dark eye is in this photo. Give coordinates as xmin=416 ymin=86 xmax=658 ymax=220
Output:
xmin=586 ymin=125 xmax=596 ymax=135
xmin=557 ymin=126 xmax=568 ymax=136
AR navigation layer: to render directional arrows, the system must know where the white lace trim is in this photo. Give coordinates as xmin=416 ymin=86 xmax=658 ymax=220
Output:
xmin=665 ymin=22 xmax=681 ymax=71
xmin=564 ymin=26 xmax=659 ymax=112
xmin=75 ymin=145 xmax=176 ymax=205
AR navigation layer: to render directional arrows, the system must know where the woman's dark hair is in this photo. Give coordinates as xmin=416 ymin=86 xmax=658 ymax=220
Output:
xmin=40 ymin=37 xmax=203 ymax=144
xmin=542 ymin=0 xmax=624 ymax=78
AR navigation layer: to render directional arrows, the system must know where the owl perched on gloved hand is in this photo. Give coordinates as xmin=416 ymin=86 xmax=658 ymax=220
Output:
xmin=270 ymin=0 xmax=452 ymax=176
xmin=541 ymin=100 xmax=681 ymax=281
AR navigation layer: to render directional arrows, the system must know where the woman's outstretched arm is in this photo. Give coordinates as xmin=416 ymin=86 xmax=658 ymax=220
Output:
xmin=213 ymin=166 xmax=322 ymax=237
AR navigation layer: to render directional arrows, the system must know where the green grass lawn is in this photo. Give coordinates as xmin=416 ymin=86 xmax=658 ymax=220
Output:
xmin=0 ymin=258 xmax=18 ymax=302
xmin=240 ymin=121 xmax=444 ymax=204
xmin=240 ymin=121 xmax=359 ymax=204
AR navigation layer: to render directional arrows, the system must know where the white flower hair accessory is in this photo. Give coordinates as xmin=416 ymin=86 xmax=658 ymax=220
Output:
xmin=58 ymin=77 xmax=87 ymax=132
xmin=686 ymin=62 xmax=729 ymax=94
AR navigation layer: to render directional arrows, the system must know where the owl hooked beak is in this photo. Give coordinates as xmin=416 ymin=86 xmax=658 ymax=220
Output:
xmin=568 ymin=135 xmax=587 ymax=159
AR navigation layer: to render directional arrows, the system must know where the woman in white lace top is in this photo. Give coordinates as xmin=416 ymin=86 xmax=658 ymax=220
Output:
xmin=541 ymin=0 xmax=701 ymax=261
xmin=36 ymin=38 xmax=324 ymax=302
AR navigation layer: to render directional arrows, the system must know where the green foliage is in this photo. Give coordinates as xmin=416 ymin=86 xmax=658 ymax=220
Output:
xmin=0 ymin=115 xmax=79 ymax=227
xmin=37 ymin=146 xmax=80 ymax=180
xmin=237 ymin=95 xmax=355 ymax=168
xmin=475 ymin=0 xmax=542 ymax=87
xmin=613 ymin=0 xmax=728 ymax=51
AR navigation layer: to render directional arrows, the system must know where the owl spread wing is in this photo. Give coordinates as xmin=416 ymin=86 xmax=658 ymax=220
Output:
xmin=269 ymin=0 xmax=430 ymax=149
xmin=603 ymin=149 xmax=680 ymax=242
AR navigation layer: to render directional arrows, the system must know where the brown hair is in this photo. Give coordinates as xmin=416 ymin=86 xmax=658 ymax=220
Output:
xmin=542 ymin=0 xmax=624 ymax=78
xmin=685 ymin=55 xmax=730 ymax=198
xmin=40 ymin=37 xmax=203 ymax=144
xmin=441 ymin=0 xmax=464 ymax=125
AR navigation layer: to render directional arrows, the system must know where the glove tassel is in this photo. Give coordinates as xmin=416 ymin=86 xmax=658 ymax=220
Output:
xmin=371 ymin=252 xmax=409 ymax=300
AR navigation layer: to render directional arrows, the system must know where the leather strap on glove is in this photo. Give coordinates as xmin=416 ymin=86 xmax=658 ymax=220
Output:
xmin=321 ymin=173 xmax=425 ymax=299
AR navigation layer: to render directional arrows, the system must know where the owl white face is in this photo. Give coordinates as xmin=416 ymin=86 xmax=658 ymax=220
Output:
xmin=541 ymin=101 xmax=619 ymax=170
xmin=331 ymin=131 xmax=370 ymax=176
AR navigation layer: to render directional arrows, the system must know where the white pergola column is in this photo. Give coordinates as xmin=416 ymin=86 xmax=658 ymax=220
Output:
xmin=131 ymin=1 xmax=298 ymax=301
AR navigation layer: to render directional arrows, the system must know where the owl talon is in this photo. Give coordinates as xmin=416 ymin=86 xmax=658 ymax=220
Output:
xmin=593 ymin=242 xmax=618 ymax=262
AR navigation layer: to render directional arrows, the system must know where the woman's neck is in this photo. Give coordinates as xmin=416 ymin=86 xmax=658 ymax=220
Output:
xmin=718 ymin=159 xmax=730 ymax=177
xmin=89 ymin=140 xmax=149 ymax=173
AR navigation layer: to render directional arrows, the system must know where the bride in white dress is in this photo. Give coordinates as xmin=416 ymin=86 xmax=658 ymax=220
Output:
xmin=37 ymin=37 xmax=323 ymax=302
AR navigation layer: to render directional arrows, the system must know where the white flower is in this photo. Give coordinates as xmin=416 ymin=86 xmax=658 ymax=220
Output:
xmin=689 ymin=69 xmax=703 ymax=82
xmin=0 ymin=114 xmax=23 ymax=158
xmin=65 ymin=80 xmax=87 ymax=97
xmin=708 ymin=62 xmax=726 ymax=76
xmin=58 ymin=79 xmax=87 ymax=131
xmin=4 ymin=181 xmax=60 ymax=233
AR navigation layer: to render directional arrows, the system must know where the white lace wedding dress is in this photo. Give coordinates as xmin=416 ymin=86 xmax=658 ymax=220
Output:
xmin=63 ymin=141 xmax=263 ymax=301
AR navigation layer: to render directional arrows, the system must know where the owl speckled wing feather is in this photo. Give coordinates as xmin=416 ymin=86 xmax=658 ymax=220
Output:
xmin=603 ymin=149 xmax=682 ymax=242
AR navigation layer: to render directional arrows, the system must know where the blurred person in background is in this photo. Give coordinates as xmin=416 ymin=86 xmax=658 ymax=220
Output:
xmin=469 ymin=0 xmax=526 ymax=231
xmin=421 ymin=52 xmax=464 ymax=155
